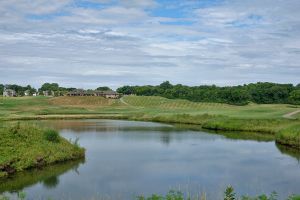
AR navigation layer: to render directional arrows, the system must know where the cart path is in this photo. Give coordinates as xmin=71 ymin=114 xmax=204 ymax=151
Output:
xmin=120 ymin=97 xmax=130 ymax=106
xmin=283 ymin=109 xmax=300 ymax=119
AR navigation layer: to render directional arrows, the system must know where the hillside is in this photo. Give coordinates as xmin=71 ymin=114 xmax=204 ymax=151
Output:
xmin=122 ymin=96 xmax=299 ymax=119
xmin=49 ymin=96 xmax=120 ymax=107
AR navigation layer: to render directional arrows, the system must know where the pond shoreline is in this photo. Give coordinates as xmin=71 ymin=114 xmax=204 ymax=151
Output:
xmin=1 ymin=113 xmax=300 ymax=151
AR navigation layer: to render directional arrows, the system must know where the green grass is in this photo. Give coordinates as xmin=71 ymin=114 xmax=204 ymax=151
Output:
xmin=123 ymin=96 xmax=299 ymax=119
xmin=1 ymin=96 xmax=298 ymax=119
xmin=0 ymin=123 xmax=85 ymax=178
xmin=276 ymin=124 xmax=300 ymax=149
xmin=1 ymin=95 xmax=300 ymax=149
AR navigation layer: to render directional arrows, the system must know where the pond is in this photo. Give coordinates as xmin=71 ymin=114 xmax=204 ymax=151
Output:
xmin=1 ymin=119 xmax=300 ymax=199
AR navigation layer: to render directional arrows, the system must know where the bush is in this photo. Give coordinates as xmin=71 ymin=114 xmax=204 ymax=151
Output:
xmin=44 ymin=129 xmax=59 ymax=143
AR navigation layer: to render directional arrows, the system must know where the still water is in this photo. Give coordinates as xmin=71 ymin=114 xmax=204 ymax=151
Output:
xmin=1 ymin=119 xmax=300 ymax=199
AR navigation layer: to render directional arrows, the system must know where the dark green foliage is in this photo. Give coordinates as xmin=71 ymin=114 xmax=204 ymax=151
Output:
xmin=117 ymin=85 xmax=137 ymax=95
xmin=44 ymin=130 xmax=59 ymax=143
xmin=96 ymin=86 xmax=111 ymax=91
xmin=224 ymin=186 xmax=235 ymax=200
xmin=39 ymin=83 xmax=59 ymax=92
xmin=0 ymin=84 xmax=4 ymax=95
xmin=289 ymin=90 xmax=300 ymax=104
xmin=38 ymin=83 xmax=78 ymax=96
xmin=117 ymin=81 xmax=299 ymax=105
xmin=288 ymin=195 xmax=300 ymax=200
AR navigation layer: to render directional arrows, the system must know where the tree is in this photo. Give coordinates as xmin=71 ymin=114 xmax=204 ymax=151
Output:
xmin=39 ymin=83 xmax=59 ymax=92
xmin=117 ymin=86 xmax=135 ymax=95
xmin=96 ymin=86 xmax=111 ymax=91
xmin=159 ymin=81 xmax=173 ymax=91
xmin=0 ymin=84 xmax=4 ymax=95
xmin=120 ymin=81 xmax=299 ymax=105
xmin=289 ymin=90 xmax=300 ymax=104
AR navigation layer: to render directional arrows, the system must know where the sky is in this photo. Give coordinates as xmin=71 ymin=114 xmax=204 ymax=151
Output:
xmin=0 ymin=0 xmax=300 ymax=89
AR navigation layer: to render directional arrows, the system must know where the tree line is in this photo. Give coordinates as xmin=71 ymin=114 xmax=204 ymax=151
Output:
xmin=0 ymin=83 xmax=113 ymax=97
xmin=117 ymin=81 xmax=300 ymax=105
xmin=2 ymin=82 xmax=300 ymax=105
xmin=0 ymin=84 xmax=37 ymax=96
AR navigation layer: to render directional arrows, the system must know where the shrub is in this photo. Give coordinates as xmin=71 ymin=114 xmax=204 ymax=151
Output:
xmin=44 ymin=129 xmax=59 ymax=143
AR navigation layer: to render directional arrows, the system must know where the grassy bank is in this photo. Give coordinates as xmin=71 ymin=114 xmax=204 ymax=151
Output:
xmin=0 ymin=123 xmax=85 ymax=178
xmin=1 ymin=96 xmax=300 ymax=149
xmin=276 ymin=124 xmax=300 ymax=149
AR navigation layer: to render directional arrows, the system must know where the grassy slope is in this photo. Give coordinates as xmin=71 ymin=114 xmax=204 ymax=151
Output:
xmin=123 ymin=96 xmax=299 ymax=119
xmin=1 ymin=95 xmax=300 ymax=148
xmin=0 ymin=123 xmax=85 ymax=178
xmin=1 ymin=95 xmax=298 ymax=119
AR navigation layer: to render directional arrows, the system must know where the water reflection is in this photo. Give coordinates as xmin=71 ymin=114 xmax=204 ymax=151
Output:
xmin=1 ymin=120 xmax=300 ymax=200
xmin=276 ymin=143 xmax=300 ymax=162
xmin=36 ymin=119 xmax=178 ymax=133
xmin=0 ymin=159 xmax=84 ymax=193
xmin=174 ymin=124 xmax=274 ymax=142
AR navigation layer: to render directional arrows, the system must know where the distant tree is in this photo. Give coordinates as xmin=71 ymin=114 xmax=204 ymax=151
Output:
xmin=39 ymin=83 xmax=59 ymax=92
xmin=6 ymin=84 xmax=25 ymax=96
xmin=247 ymin=82 xmax=292 ymax=104
xmin=0 ymin=84 xmax=4 ymax=95
xmin=159 ymin=81 xmax=173 ymax=91
xmin=289 ymin=90 xmax=300 ymax=104
xmin=96 ymin=86 xmax=111 ymax=91
xmin=66 ymin=87 xmax=77 ymax=92
xmin=117 ymin=85 xmax=136 ymax=95
xmin=117 ymin=81 xmax=300 ymax=105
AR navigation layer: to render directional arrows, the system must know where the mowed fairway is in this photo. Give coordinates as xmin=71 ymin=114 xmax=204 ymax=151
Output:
xmin=0 ymin=95 xmax=299 ymax=120
xmin=122 ymin=96 xmax=299 ymax=119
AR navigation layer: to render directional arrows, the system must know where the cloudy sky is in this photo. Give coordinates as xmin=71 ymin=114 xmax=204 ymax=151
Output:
xmin=1 ymin=0 xmax=300 ymax=89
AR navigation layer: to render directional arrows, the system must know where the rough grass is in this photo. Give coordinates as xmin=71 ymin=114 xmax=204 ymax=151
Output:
xmin=276 ymin=124 xmax=300 ymax=149
xmin=0 ymin=123 xmax=85 ymax=178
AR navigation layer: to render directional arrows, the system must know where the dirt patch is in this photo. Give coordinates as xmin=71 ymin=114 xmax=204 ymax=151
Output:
xmin=48 ymin=96 xmax=115 ymax=107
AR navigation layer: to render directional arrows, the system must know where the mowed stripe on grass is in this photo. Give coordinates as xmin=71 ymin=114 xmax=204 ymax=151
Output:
xmin=122 ymin=96 xmax=298 ymax=119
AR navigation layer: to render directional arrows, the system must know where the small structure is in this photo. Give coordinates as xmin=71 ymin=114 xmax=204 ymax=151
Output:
xmin=3 ymin=88 xmax=16 ymax=97
xmin=43 ymin=90 xmax=55 ymax=97
xmin=24 ymin=90 xmax=30 ymax=96
xmin=95 ymin=90 xmax=121 ymax=99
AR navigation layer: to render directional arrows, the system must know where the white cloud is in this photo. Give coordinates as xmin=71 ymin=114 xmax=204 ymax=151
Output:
xmin=0 ymin=0 xmax=299 ymax=88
